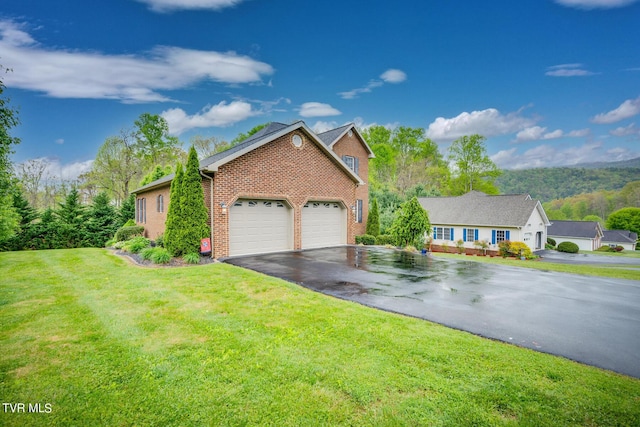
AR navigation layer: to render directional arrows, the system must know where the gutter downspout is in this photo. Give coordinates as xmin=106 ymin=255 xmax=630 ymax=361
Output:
xmin=200 ymin=171 xmax=214 ymax=259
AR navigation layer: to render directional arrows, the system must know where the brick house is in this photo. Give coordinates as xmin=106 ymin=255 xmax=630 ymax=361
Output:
xmin=132 ymin=121 xmax=374 ymax=258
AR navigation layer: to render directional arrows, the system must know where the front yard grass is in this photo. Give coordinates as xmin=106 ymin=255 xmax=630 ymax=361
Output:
xmin=1 ymin=248 xmax=639 ymax=426
xmin=432 ymin=252 xmax=640 ymax=280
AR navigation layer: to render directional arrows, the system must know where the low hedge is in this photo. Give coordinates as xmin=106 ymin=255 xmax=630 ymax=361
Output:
xmin=115 ymin=225 xmax=145 ymax=242
xmin=547 ymin=237 xmax=557 ymax=247
xmin=375 ymin=234 xmax=395 ymax=246
xmin=557 ymin=241 xmax=579 ymax=254
xmin=355 ymin=234 xmax=376 ymax=245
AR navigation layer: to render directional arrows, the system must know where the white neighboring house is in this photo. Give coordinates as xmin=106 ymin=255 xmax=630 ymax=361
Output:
xmin=418 ymin=191 xmax=551 ymax=253
xmin=547 ymin=220 xmax=604 ymax=251
xmin=601 ymin=230 xmax=638 ymax=251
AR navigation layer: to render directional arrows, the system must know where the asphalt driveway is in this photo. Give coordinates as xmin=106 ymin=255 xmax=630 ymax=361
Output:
xmin=225 ymin=246 xmax=640 ymax=378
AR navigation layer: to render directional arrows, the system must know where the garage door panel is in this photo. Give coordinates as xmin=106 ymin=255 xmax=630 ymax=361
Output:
xmin=229 ymin=199 xmax=291 ymax=256
xmin=302 ymin=202 xmax=345 ymax=249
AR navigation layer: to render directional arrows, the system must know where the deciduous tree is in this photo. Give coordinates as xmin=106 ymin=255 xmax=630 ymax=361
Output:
xmin=448 ymin=134 xmax=501 ymax=195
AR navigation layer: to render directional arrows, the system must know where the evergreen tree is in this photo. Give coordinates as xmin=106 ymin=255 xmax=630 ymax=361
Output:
xmin=366 ymin=198 xmax=380 ymax=237
xmin=389 ymin=196 xmax=430 ymax=248
xmin=85 ymin=192 xmax=119 ymax=247
xmin=0 ymin=190 xmax=39 ymax=251
xmin=179 ymin=146 xmax=210 ymax=255
xmin=30 ymin=208 xmax=59 ymax=250
xmin=164 ymin=163 xmax=184 ymax=256
xmin=118 ymin=194 xmax=136 ymax=226
xmin=55 ymin=188 xmax=87 ymax=248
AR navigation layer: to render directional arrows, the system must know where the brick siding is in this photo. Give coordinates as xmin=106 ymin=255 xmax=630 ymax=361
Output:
xmin=137 ymin=127 xmax=368 ymax=258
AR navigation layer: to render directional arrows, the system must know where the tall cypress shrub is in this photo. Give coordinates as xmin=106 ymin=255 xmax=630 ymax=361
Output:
xmin=389 ymin=196 xmax=430 ymax=249
xmin=179 ymin=146 xmax=210 ymax=255
xmin=366 ymin=198 xmax=380 ymax=237
xmin=164 ymin=163 xmax=184 ymax=257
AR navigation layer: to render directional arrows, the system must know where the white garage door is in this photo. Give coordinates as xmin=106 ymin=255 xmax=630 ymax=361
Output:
xmin=229 ymin=199 xmax=292 ymax=256
xmin=302 ymin=202 xmax=345 ymax=249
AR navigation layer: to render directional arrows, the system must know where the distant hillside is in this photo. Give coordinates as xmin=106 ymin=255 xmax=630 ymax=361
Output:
xmin=496 ymin=166 xmax=640 ymax=202
xmin=571 ymin=157 xmax=640 ymax=169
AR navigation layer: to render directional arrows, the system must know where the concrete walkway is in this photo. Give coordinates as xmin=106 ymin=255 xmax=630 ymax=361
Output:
xmin=226 ymin=246 xmax=640 ymax=378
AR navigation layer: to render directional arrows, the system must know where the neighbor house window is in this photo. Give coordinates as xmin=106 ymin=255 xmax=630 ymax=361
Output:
xmin=492 ymin=229 xmax=510 ymax=244
xmin=157 ymin=195 xmax=164 ymax=213
xmin=464 ymin=228 xmax=478 ymax=242
xmin=356 ymin=199 xmax=363 ymax=223
xmin=342 ymin=155 xmax=359 ymax=175
xmin=434 ymin=227 xmax=454 ymax=241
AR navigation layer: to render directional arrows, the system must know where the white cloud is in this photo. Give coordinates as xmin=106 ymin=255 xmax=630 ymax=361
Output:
xmin=339 ymin=68 xmax=407 ymax=99
xmin=514 ymin=126 xmax=590 ymax=142
xmin=0 ymin=20 xmax=274 ymax=103
xmin=380 ymin=69 xmax=407 ymax=83
xmin=135 ymin=0 xmax=246 ymax=12
xmin=312 ymin=121 xmax=339 ymax=133
xmin=554 ymin=0 xmax=638 ymax=9
xmin=19 ymin=157 xmax=94 ymax=181
xmin=591 ymin=96 xmax=640 ymax=124
xmin=610 ymin=122 xmax=640 ymax=137
xmin=426 ymin=108 xmax=537 ymax=141
xmin=492 ymin=142 xmax=639 ymax=169
xmin=298 ymin=102 xmax=341 ymax=118
xmin=55 ymin=138 xmax=64 ymax=145
xmin=162 ymin=101 xmax=256 ymax=135
xmin=545 ymin=63 xmax=596 ymax=77
xmin=339 ymin=80 xmax=383 ymax=100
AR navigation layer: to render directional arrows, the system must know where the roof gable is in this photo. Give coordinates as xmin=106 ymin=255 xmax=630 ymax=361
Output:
xmin=418 ymin=191 xmax=549 ymax=228
xmin=132 ymin=121 xmax=364 ymax=193
xmin=317 ymin=123 xmax=375 ymax=158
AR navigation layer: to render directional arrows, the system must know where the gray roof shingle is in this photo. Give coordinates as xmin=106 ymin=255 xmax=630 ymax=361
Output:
xmin=418 ymin=191 xmax=544 ymax=227
xmin=602 ymin=229 xmax=638 ymax=244
xmin=317 ymin=124 xmax=351 ymax=146
xmin=547 ymin=220 xmax=602 ymax=239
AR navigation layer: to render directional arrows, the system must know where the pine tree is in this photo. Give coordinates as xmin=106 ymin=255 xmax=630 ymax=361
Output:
xmin=118 ymin=194 xmax=136 ymax=226
xmin=179 ymin=146 xmax=210 ymax=255
xmin=85 ymin=192 xmax=119 ymax=247
xmin=55 ymin=188 xmax=87 ymax=248
xmin=0 ymin=190 xmax=39 ymax=251
xmin=164 ymin=163 xmax=184 ymax=256
xmin=365 ymin=198 xmax=380 ymax=237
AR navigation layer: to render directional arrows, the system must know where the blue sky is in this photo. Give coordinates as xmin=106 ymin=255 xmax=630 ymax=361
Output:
xmin=2 ymin=0 xmax=639 ymax=180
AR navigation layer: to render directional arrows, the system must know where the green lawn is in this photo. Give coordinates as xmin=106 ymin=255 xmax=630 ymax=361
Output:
xmin=1 ymin=249 xmax=639 ymax=426
xmin=432 ymin=252 xmax=640 ymax=280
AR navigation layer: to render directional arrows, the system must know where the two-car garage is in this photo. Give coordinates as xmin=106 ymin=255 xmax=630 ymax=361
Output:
xmin=229 ymin=199 xmax=346 ymax=257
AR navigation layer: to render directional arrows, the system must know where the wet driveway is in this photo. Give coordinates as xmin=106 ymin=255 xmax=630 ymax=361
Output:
xmin=225 ymin=246 xmax=640 ymax=378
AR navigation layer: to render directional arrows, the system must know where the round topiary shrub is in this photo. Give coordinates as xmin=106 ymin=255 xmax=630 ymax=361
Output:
xmin=557 ymin=241 xmax=579 ymax=254
xmin=547 ymin=237 xmax=556 ymax=247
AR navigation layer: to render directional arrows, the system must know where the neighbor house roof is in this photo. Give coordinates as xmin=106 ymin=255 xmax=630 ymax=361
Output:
xmin=132 ymin=121 xmax=363 ymax=194
xmin=317 ymin=123 xmax=375 ymax=158
xmin=547 ymin=220 xmax=604 ymax=239
xmin=418 ymin=191 xmax=550 ymax=228
xmin=602 ymin=229 xmax=638 ymax=244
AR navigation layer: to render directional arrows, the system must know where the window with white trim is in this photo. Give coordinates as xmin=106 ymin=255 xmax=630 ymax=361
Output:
xmin=356 ymin=199 xmax=363 ymax=223
xmin=434 ymin=227 xmax=452 ymax=240
xmin=496 ymin=230 xmax=506 ymax=242
xmin=157 ymin=195 xmax=164 ymax=213
xmin=465 ymin=228 xmax=477 ymax=242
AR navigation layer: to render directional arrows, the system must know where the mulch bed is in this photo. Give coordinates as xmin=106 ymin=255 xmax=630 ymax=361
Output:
xmin=111 ymin=249 xmax=218 ymax=268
